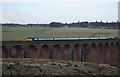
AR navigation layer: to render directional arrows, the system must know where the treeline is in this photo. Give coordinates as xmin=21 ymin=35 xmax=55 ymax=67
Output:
xmin=1 ymin=21 xmax=119 ymax=29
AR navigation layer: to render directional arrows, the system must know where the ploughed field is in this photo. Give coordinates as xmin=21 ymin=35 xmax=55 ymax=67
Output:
xmin=2 ymin=27 xmax=118 ymax=41
xmin=1 ymin=58 xmax=120 ymax=75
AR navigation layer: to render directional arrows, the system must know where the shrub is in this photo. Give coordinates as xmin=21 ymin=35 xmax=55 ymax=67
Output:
xmin=58 ymin=64 xmax=62 ymax=68
xmin=51 ymin=63 xmax=56 ymax=66
xmin=84 ymin=64 xmax=88 ymax=66
xmin=88 ymin=71 xmax=91 ymax=73
xmin=7 ymin=64 xmax=13 ymax=70
xmin=65 ymin=63 xmax=72 ymax=67
xmin=74 ymin=64 xmax=78 ymax=67
xmin=98 ymin=68 xmax=102 ymax=71
xmin=68 ymin=63 xmax=72 ymax=66
xmin=66 ymin=64 xmax=69 ymax=67
xmin=110 ymin=64 xmax=118 ymax=67
xmin=16 ymin=62 xmax=20 ymax=65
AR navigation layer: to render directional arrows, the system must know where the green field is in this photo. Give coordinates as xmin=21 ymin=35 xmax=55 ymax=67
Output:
xmin=2 ymin=27 xmax=118 ymax=41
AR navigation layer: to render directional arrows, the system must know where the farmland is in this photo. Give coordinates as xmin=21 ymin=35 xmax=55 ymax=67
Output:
xmin=2 ymin=27 xmax=118 ymax=41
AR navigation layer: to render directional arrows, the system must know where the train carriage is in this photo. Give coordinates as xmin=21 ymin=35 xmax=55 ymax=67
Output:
xmin=23 ymin=37 xmax=119 ymax=41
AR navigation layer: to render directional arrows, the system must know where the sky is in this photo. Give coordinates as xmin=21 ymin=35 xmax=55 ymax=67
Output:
xmin=119 ymin=1 xmax=120 ymax=21
xmin=0 ymin=0 xmax=119 ymax=24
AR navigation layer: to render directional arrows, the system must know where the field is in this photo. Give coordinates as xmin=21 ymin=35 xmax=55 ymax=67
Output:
xmin=2 ymin=27 xmax=118 ymax=41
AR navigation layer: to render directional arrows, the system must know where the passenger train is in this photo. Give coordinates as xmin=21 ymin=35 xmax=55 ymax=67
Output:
xmin=23 ymin=37 xmax=119 ymax=41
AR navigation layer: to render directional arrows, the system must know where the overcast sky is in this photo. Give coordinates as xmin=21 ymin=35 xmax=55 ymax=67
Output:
xmin=0 ymin=0 xmax=119 ymax=24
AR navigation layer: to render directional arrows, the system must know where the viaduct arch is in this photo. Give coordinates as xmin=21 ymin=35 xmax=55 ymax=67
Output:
xmin=63 ymin=44 xmax=72 ymax=61
xmin=1 ymin=40 xmax=120 ymax=65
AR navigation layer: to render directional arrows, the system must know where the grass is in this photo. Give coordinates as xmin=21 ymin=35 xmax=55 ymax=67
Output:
xmin=2 ymin=27 xmax=57 ymax=41
xmin=2 ymin=27 xmax=118 ymax=41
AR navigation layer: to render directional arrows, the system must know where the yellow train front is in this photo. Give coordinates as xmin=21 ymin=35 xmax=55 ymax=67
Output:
xmin=23 ymin=37 xmax=33 ymax=41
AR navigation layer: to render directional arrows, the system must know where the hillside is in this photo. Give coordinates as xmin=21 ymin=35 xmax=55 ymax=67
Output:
xmin=2 ymin=58 xmax=120 ymax=76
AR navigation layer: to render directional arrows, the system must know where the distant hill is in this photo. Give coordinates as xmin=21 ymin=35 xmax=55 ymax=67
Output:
xmin=1 ymin=21 xmax=119 ymax=29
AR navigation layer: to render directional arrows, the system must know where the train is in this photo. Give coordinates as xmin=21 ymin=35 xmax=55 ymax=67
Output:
xmin=23 ymin=37 xmax=119 ymax=41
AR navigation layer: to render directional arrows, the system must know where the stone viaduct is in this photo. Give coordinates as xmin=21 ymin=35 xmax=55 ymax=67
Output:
xmin=1 ymin=39 xmax=120 ymax=65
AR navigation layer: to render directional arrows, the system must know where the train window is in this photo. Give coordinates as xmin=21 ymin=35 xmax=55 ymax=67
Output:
xmin=100 ymin=37 xmax=107 ymax=39
xmin=90 ymin=37 xmax=99 ymax=39
xmin=38 ymin=38 xmax=41 ymax=40
xmin=80 ymin=38 xmax=89 ymax=40
xmin=34 ymin=38 xmax=38 ymax=40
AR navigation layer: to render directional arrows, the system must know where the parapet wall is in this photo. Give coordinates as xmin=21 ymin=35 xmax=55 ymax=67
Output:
xmin=1 ymin=40 xmax=120 ymax=65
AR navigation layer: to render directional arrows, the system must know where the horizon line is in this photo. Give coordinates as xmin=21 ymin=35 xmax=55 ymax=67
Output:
xmin=0 ymin=20 xmax=118 ymax=24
